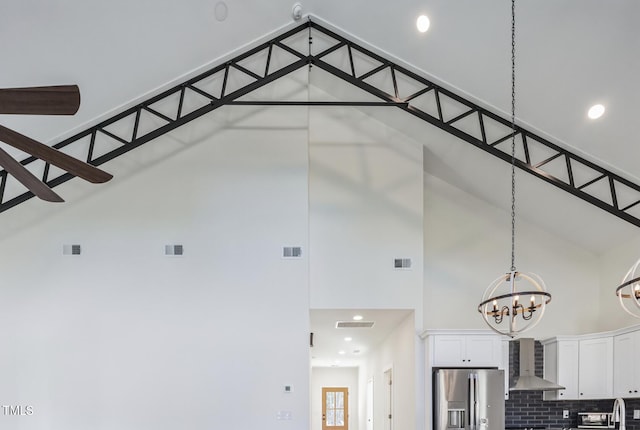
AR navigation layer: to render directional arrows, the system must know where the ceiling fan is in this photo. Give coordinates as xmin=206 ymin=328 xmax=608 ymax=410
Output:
xmin=0 ymin=85 xmax=112 ymax=202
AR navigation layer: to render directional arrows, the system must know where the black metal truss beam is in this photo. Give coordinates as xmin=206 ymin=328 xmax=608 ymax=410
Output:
xmin=2 ymin=20 xmax=640 ymax=230
xmin=227 ymin=101 xmax=408 ymax=107
xmin=302 ymin=21 xmax=640 ymax=228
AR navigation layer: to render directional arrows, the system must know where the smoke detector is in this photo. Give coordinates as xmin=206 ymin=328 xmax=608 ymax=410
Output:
xmin=292 ymin=3 xmax=303 ymax=21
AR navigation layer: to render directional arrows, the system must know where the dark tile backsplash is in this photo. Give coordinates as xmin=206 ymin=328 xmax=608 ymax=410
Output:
xmin=505 ymin=340 xmax=640 ymax=430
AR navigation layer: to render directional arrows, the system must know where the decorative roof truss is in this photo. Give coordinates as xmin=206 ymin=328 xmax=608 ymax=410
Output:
xmin=2 ymin=20 xmax=640 ymax=228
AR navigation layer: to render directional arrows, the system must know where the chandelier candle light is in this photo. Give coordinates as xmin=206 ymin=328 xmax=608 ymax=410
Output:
xmin=616 ymin=258 xmax=640 ymax=318
xmin=477 ymin=0 xmax=552 ymax=338
xmin=478 ymin=271 xmax=552 ymax=337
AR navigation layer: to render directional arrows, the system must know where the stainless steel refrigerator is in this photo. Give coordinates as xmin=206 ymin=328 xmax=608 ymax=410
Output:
xmin=433 ymin=369 xmax=505 ymax=430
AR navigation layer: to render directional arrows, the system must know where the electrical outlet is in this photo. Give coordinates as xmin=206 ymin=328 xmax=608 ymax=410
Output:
xmin=633 ymin=410 xmax=640 ymax=420
xmin=563 ymin=410 xmax=570 ymax=419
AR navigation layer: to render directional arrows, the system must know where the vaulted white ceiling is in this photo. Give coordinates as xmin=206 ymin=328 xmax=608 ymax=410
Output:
xmin=1 ymin=0 xmax=639 ymax=253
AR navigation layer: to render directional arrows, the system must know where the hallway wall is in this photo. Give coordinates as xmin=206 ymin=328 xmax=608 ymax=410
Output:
xmin=358 ymin=312 xmax=416 ymax=430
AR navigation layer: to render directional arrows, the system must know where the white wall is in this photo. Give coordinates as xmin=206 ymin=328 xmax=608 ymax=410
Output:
xmin=358 ymin=312 xmax=416 ymax=430
xmin=0 ymin=106 xmax=310 ymax=430
xmin=423 ymin=172 xmax=603 ymax=338
xmin=311 ymin=367 xmax=359 ymax=430
xmin=308 ymin=105 xmax=424 ymax=316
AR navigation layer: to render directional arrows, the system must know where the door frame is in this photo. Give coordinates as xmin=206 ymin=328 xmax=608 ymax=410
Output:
xmin=383 ymin=366 xmax=394 ymax=430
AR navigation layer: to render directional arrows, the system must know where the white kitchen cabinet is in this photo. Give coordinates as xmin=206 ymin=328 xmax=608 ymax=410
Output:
xmin=613 ymin=329 xmax=640 ymax=398
xmin=542 ymin=338 xmax=579 ymax=400
xmin=431 ymin=334 xmax=502 ymax=367
xmin=542 ymin=335 xmax=613 ymax=400
xmin=578 ymin=336 xmax=613 ymax=399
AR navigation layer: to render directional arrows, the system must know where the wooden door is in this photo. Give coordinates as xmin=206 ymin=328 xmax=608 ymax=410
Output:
xmin=322 ymin=387 xmax=348 ymax=430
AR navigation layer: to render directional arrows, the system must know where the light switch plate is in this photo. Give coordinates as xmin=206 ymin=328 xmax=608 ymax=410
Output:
xmin=277 ymin=411 xmax=292 ymax=420
xmin=563 ymin=410 xmax=570 ymax=419
xmin=633 ymin=410 xmax=640 ymax=420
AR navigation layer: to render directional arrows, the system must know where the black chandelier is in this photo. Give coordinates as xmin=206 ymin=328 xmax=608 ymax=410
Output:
xmin=477 ymin=0 xmax=553 ymax=338
xmin=478 ymin=272 xmax=552 ymax=334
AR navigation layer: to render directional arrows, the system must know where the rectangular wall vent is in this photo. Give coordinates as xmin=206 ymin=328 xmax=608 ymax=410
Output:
xmin=63 ymin=244 xmax=81 ymax=255
xmin=282 ymin=246 xmax=302 ymax=258
xmin=394 ymin=258 xmax=412 ymax=269
xmin=336 ymin=321 xmax=375 ymax=329
xmin=165 ymin=244 xmax=184 ymax=256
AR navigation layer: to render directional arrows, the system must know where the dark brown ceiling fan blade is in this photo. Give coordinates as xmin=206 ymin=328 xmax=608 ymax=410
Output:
xmin=0 ymin=146 xmax=63 ymax=202
xmin=0 ymin=85 xmax=80 ymax=115
xmin=0 ymin=125 xmax=112 ymax=184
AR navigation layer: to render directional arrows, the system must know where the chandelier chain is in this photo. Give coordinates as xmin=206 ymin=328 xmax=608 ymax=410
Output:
xmin=510 ymin=0 xmax=516 ymax=272
xmin=478 ymin=0 xmax=552 ymax=338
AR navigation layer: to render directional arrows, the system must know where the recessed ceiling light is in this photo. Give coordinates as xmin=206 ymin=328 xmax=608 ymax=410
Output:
xmin=338 ymin=350 xmax=346 ymax=355
xmin=416 ymin=15 xmax=430 ymax=33
xmin=352 ymin=315 xmax=363 ymax=321
xmin=344 ymin=337 xmax=353 ymax=342
xmin=588 ymin=104 xmax=605 ymax=119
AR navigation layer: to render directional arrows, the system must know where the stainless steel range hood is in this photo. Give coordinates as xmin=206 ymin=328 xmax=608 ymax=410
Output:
xmin=510 ymin=338 xmax=565 ymax=391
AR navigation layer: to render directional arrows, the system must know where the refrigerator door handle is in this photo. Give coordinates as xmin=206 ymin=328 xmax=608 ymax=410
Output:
xmin=467 ymin=373 xmax=476 ymax=430
xmin=468 ymin=373 xmax=474 ymax=430
xmin=469 ymin=373 xmax=479 ymax=430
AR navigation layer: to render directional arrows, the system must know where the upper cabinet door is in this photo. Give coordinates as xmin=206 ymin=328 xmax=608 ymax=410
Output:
xmin=556 ymin=340 xmax=580 ymax=399
xmin=466 ymin=336 xmax=502 ymax=366
xmin=543 ymin=339 xmax=579 ymax=401
xmin=432 ymin=336 xmax=467 ymax=366
xmin=613 ymin=331 xmax=640 ymax=398
xmin=578 ymin=337 xmax=613 ymax=400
